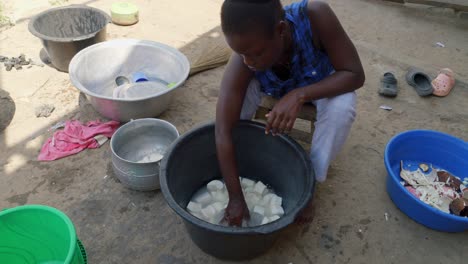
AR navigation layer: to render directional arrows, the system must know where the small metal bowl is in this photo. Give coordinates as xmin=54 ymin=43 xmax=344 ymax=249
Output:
xmin=110 ymin=118 xmax=179 ymax=191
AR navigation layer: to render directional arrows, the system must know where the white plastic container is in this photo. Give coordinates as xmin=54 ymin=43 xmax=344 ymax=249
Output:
xmin=111 ymin=2 xmax=139 ymax=26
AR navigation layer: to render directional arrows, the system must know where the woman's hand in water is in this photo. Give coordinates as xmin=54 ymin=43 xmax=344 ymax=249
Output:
xmin=265 ymin=89 xmax=304 ymax=135
xmin=225 ymin=196 xmax=250 ymax=226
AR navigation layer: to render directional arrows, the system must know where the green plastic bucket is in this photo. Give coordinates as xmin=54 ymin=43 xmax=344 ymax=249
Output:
xmin=0 ymin=205 xmax=87 ymax=264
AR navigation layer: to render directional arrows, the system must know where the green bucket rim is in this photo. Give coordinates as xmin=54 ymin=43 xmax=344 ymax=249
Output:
xmin=0 ymin=204 xmax=77 ymax=264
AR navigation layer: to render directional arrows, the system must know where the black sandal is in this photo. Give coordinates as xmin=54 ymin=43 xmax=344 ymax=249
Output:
xmin=379 ymin=72 xmax=398 ymax=97
xmin=406 ymin=67 xmax=433 ymax=96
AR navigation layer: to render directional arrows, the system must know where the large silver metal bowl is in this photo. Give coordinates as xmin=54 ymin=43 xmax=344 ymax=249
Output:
xmin=69 ymin=39 xmax=190 ymax=121
xmin=110 ymin=118 xmax=179 ymax=191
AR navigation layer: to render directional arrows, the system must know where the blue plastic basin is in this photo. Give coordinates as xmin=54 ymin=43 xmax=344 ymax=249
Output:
xmin=384 ymin=130 xmax=468 ymax=232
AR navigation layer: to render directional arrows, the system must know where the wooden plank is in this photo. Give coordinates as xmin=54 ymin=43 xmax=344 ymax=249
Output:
xmin=254 ymin=106 xmax=270 ymax=120
xmin=259 ymin=96 xmax=317 ymax=121
xmin=382 ymin=0 xmax=468 ymax=12
xmin=253 ymin=115 xmax=312 ymax=145
xmin=289 ymin=128 xmax=312 ymax=144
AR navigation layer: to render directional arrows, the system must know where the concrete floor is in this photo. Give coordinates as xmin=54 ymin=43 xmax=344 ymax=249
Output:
xmin=1 ymin=0 xmax=468 ymax=263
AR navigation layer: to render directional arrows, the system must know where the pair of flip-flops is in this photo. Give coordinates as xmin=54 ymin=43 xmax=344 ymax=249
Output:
xmin=379 ymin=68 xmax=455 ymax=97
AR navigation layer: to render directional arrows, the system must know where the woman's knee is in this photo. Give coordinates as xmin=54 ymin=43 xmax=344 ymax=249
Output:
xmin=320 ymin=92 xmax=357 ymax=123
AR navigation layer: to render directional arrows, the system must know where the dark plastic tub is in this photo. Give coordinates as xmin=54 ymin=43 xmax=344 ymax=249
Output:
xmin=160 ymin=121 xmax=315 ymax=260
xmin=28 ymin=5 xmax=110 ymax=72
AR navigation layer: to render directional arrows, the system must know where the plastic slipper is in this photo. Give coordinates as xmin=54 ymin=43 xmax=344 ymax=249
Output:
xmin=379 ymin=72 xmax=398 ymax=97
xmin=405 ymin=67 xmax=433 ymax=97
xmin=432 ymin=68 xmax=455 ymax=97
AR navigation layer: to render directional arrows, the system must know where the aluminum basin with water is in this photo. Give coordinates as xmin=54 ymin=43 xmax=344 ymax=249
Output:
xmin=111 ymin=118 xmax=179 ymax=191
xmin=69 ymin=39 xmax=190 ymax=121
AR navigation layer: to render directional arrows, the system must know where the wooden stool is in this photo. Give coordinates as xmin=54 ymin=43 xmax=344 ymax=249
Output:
xmin=254 ymin=96 xmax=317 ymax=143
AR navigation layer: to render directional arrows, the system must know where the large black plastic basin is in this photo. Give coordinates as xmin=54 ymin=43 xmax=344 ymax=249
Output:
xmin=160 ymin=121 xmax=315 ymax=260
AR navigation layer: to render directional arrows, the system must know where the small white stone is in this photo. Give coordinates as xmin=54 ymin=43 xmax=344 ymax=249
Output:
xmin=187 ymin=201 xmax=202 ymax=213
xmin=270 ymin=205 xmax=284 ymax=216
xmin=243 ymin=186 xmax=254 ymax=195
xmin=261 ymin=217 xmax=270 ymax=225
xmin=270 ymin=195 xmax=282 ymax=206
xmin=212 ymin=190 xmax=229 ymax=203
xmin=253 ymin=205 xmax=266 ymax=216
xmin=194 ymin=191 xmax=212 ymax=205
xmin=211 ymin=211 xmax=225 ymax=225
xmin=241 ymin=178 xmax=256 ymax=188
xmin=191 ymin=212 xmax=203 ymax=219
xmin=254 ymin=181 xmax=267 ymax=195
xmin=245 ymin=193 xmax=260 ymax=210
xmin=201 ymin=205 xmax=216 ymax=219
xmin=212 ymin=202 xmax=225 ymax=213
xmin=207 ymin=180 xmax=224 ymax=192
xmin=261 ymin=193 xmax=275 ymax=206
xmin=269 ymin=215 xmax=280 ymax=222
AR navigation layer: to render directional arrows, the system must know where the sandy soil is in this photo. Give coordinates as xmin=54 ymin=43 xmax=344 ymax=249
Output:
xmin=1 ymin=0 xmax=467 ymax=263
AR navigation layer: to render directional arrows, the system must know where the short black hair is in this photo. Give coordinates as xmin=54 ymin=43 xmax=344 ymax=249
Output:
xmin=221 ymin=0 xmax=285 ymax=38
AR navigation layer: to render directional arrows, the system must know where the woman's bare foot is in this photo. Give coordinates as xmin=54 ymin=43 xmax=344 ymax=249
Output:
xmin=295 ymin=200 xmax=315 ymax=224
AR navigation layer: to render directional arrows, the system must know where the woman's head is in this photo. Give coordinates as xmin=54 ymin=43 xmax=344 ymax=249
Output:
xmin=221 ymin=0 xmax=287 ymax=71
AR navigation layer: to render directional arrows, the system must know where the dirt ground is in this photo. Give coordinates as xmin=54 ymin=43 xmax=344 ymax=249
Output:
xmin=1 ymin=0 xmax=468 ymax=263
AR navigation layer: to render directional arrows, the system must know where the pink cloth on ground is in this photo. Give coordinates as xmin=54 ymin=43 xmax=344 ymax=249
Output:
xmin=38 ymin=120 xmax=120 ymax=161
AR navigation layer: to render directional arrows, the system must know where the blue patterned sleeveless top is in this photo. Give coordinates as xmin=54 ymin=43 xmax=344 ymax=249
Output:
xmin=255 ymin=0 xmax=335 ymax=98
